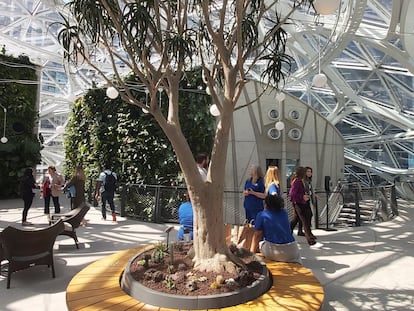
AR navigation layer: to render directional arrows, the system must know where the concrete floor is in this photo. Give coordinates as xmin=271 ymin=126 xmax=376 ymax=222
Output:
xmin=1 ymin=195 xmax=413 ymax=311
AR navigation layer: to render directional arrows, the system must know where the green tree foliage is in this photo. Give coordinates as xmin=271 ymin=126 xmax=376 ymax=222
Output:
xmin=64 ymin=68 xmax=214 ymax=188
xmin=58 ymin=0 xmax=312 ymax=272
xmin=0 ymin=53 xmax=41 ymax=198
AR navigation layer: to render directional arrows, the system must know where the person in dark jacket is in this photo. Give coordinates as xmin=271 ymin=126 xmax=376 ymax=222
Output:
xmin=289 ymin=166 xmax=316 ymax=246
xmin=20 ymin=168 xmax=37 ymax=225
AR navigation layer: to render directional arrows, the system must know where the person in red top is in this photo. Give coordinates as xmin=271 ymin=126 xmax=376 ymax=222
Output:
xmin=42 ymin=166 xmax=64 ymax=214
xmin=289 ymin=166 xmax=316 ymax=246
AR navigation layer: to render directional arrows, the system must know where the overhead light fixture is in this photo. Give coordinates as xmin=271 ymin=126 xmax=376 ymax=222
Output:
xmin=313 ymin=0 xmax=341 ymax=15
xmin=274 ymin=92 xmax=285 ymax=131
xmin=106 ymin=86 xmax=119 ymax=99
xmin=1 ymin=104 xmax=7 ymax=144
xmin=312 ymin=30 xmax=328 ymax=88
xmin=275 ymin=121 xmax=285 ymax=131
xmin=276 ymin=92 xmax=286 ymax=102
xmin=312 ymin=73 xmax=328 ymax=87
xmin=209 ymin=104 xmax=220 ymax=117
xmin=56 ymin=125 xmax=65 ymax=134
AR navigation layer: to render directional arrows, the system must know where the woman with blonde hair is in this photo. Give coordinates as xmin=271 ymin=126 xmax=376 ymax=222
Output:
xmin=264 ymin=166 xmax=281 ymax=196
xmin=243 ymin=164 xmax=265 ymax=223
xmin=63 ymin=165 xmax=86 ymax=210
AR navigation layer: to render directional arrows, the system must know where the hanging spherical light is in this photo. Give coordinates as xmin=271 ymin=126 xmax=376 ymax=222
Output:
xmin=209 ymin=104 xmax=220 ymax=117
xmin=56 ymin=126 xmax=65 ymax=134
xmin=202 ymin=69 xmax=209 ymax=84
xmin=312 ymin=73 xmax=328 ymax=87
xmin=313 ymin=0 xmax=341 ymax=15
xmin=275 ymin=121 xmax=285 ymax=131
xmin=106 ymin=86 xmax=119 ymax=99
xmin=276 ymin=92 xmax=286 ymax=102
xmin=1 ymin=136 xmax=8 ymax=144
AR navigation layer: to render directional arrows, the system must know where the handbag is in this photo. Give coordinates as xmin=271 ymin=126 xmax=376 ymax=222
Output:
xmin=236 ymin=224 xmax=256 ymax=250
xmin=224 ymin=223 xmax=256 ymax=250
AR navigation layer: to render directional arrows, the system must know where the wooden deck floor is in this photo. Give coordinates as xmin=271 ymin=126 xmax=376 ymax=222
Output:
xmin=66 ymin=246 xmax=324 ymax=311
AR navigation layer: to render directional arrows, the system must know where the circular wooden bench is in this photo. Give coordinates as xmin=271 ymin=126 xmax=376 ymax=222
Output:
xmin=66 ymin=246 xmax=324 ymax=310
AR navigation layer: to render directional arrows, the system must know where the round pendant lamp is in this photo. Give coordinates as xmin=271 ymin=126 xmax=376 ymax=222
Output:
xmin=209 ymin=104 xmax=220 ymax=117
xmin=276 ymin=92 xmax=286 ymax=102
xmin=313 ymin=0 xmax=341 ymax=15
xmin=312 ymin=73 xmax=328 ymax=87
xmin=275 ymin=121 xmax=285 ymax=131
xmin=1 ymin=105 xmax=7 ymax=144
xmin=106 ymin=86 xmax=119 ymax=99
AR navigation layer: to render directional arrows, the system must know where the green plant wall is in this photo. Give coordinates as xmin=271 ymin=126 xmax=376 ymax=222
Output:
xmin=0 ymin=53 xmax=42 ymax=198
xmin=64 ymin=68 xmax=215 ymax=192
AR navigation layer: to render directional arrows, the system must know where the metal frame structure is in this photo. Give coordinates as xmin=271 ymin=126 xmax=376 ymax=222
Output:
xmin=1 ymin=0 xmax=414 ymax=193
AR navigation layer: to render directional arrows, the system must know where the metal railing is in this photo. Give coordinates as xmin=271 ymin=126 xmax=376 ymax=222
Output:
xmin=92 ymin=182 xmax=398 ymax=228
xmin=316 ymin=182 xmax=398 ymax=228
xmin=109 ymin=184 xmax=296 ymax=225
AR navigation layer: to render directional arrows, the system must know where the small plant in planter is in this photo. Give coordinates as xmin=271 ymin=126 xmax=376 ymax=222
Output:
xmin=151 ymin=242 xmax=169 ymax=264
xmin=164 ymin=275 xmax=176 ymax=290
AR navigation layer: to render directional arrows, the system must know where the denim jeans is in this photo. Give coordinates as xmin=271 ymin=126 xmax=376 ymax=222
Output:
xmin=101 ymin=191 xmax=115 ymax=219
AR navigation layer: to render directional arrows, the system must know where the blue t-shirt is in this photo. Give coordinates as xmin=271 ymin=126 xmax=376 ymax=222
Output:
xmin=267 ymin=183 xmax=280 ymax=196
xmin=244 ymin=178 xmax=265 ymax=221
xmin=178 ymin=201 xmax=193 ymax=240
xmin=254 ymin=209 xmax=295 ymax=244
xmin=178 ymin=201 xmax=193 ymax=229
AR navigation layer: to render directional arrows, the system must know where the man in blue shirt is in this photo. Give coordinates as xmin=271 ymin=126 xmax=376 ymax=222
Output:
xmin=177 ymin=193 xmax=193 ymax=241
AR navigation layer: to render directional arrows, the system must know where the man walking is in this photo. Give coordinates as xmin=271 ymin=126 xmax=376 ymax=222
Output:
xmin=95 ymin=163 xmax=117 ymax=221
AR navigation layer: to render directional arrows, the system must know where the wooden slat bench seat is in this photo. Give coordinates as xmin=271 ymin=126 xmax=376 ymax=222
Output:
xmin=66 ymin=246 xmax=324 ymax=311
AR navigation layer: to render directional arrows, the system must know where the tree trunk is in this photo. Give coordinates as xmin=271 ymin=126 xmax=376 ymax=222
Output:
xmin=159 ymin=88 xmax=237 ymax=273
xmin=190 ymin=185 xmax=239 ymax=273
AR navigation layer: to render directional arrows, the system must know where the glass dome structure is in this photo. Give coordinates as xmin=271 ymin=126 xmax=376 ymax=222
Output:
xmin=1 ymin=0 xmax=414 ymax=195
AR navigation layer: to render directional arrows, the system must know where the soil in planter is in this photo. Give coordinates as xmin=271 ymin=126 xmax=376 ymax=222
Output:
xmin=128 ymin=242 xmax=265 ymax=296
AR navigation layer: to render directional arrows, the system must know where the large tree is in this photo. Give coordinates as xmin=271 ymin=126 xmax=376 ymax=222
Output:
xmin=58 ymin=0 xmax=313 ymax=273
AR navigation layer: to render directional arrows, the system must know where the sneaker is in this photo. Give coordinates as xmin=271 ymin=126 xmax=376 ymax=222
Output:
xmin=22 ymin=221 xmax=32 ymax=225
xmin=310 ymin=242 xmax=323 ymax=248
xmin=297 ymin=232 xmax=305 ymax=236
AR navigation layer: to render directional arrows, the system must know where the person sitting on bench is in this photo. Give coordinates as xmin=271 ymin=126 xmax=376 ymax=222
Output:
xmin=251 ymin=194 xmax=302 ymax=264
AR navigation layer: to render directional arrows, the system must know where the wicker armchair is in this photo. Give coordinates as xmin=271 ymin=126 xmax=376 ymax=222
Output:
xmin=0 ymin=219 xmax=64 ymax=289
xmin=50 ymin=203 xmax=90 ymax=249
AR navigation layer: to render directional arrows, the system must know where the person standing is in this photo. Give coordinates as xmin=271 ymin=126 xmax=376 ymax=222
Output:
xmin=243 ymin=165 xmax=265 ymax=223
xmin=195 ymin=152 xmax=209 ymax=181
xmin=298 ymin=166 xmax=316 ymax=237
xmin=42 ymin=166 xmax=63 ymax=215
xmin=250 ymin=194 xmax=302 ymax=263
xmin=20 ymin=168 xmax=38 ymax=225
xmin=95 ymin=163 xmax=117 ymax=221
xmin=63 ymin=165 xmax=86 ymax=210
xmin=264 ymin=166 xmax=282 ymax=196
xmin=289 ymin=166 xmax=316 ymax=246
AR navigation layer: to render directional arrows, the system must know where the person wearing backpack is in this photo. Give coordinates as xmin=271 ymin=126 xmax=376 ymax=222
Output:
xmin=95 ymin=163 xmax=117 ymax=221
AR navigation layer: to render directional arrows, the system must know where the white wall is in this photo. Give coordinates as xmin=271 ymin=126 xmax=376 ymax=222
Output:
xmin=224 ymin=82 xmax=344 ymax=220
